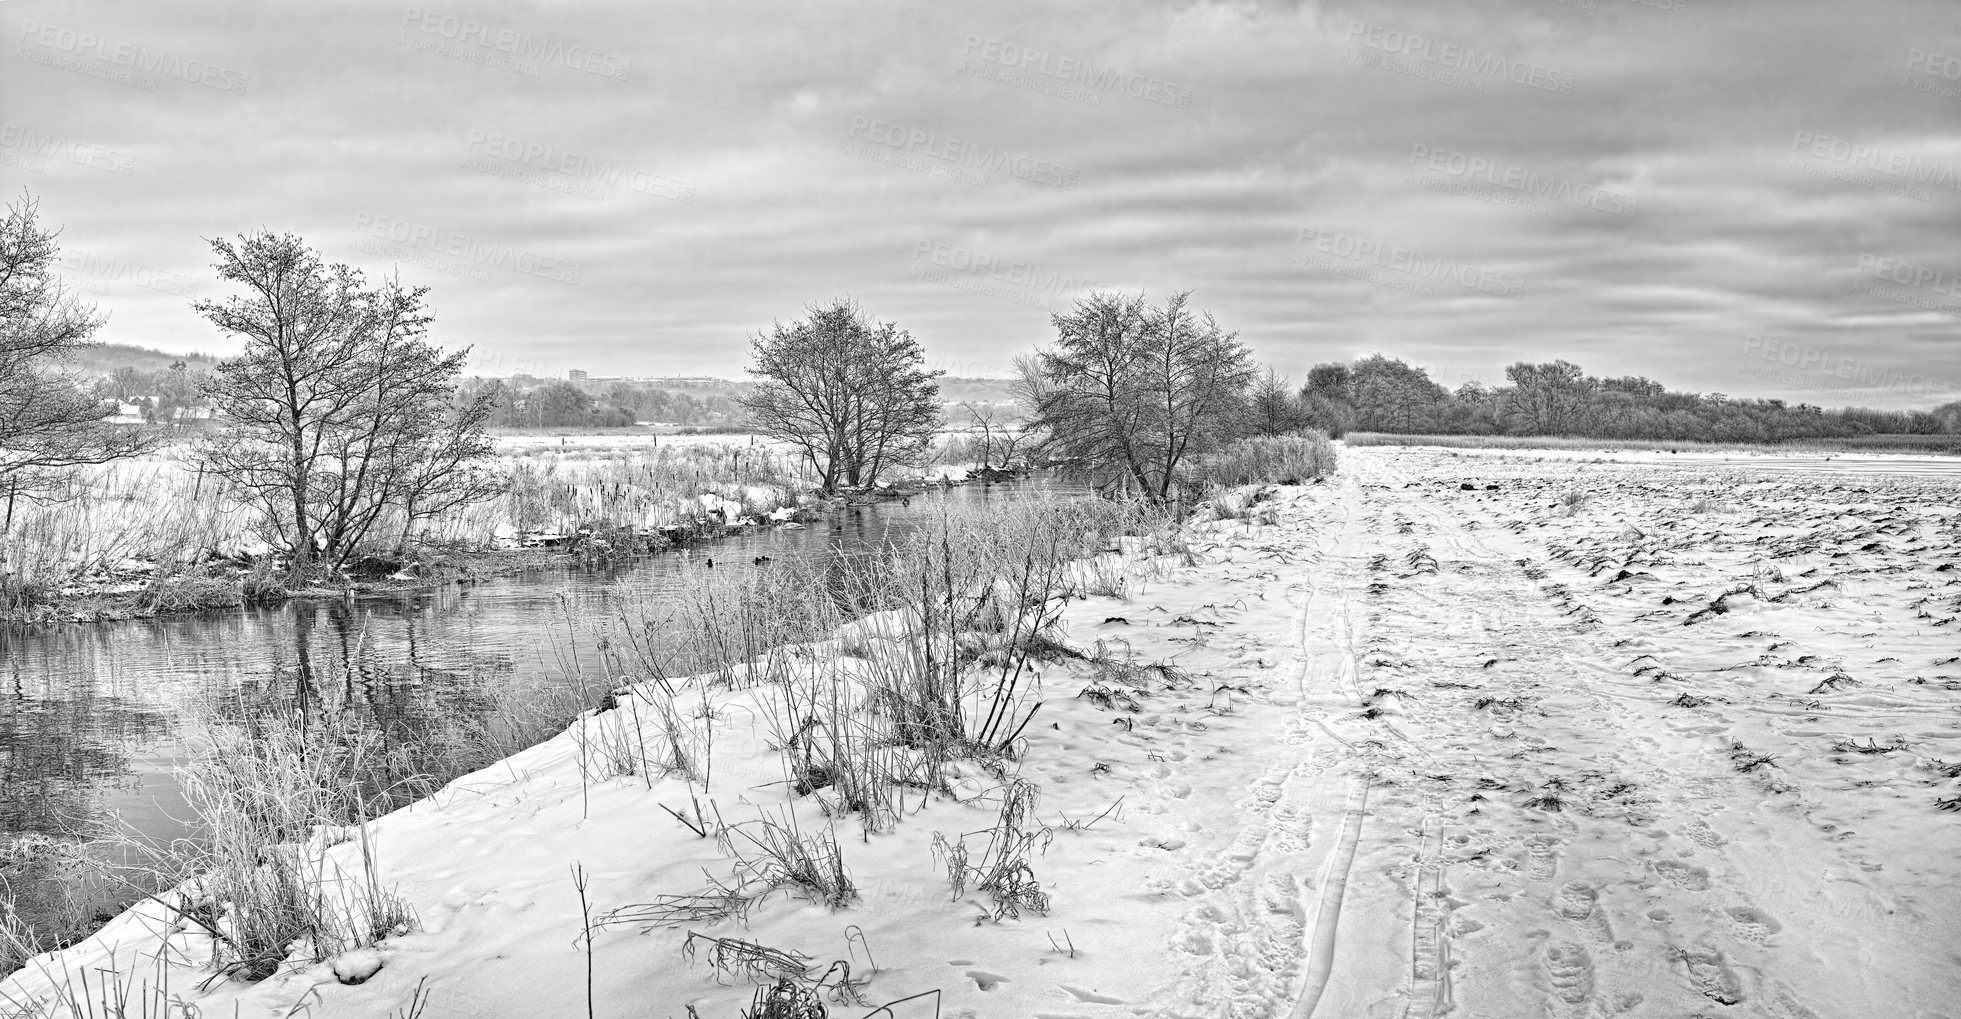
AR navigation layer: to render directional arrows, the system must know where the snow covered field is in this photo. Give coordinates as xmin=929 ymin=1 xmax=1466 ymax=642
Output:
xmin=6 ymin=446 xmax=1957 ymax=1018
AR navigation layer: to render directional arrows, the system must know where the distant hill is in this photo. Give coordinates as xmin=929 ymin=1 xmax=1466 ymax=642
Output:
xmin=72 ymin=342 xmax=219 ymax=375
xmin=541 ymin=374 xmax=1021 ymax=407
xmin=939 ymin=377 xmax=1020 ymax=406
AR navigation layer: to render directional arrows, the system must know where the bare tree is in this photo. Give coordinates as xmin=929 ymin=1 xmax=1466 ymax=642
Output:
xmin=1019 ymin=290 xmax=1255 ymax=502
xmin=194 ymin=231 xmax=500 ymax=578
xmin=1014 ymin=291 xmax=1154 ymax=494
xmin=1349 ymin=354 xmax=1447 ymax=433
xmin=1298 ymin=361 xmax=1357 ymax=437
xmin=1502 ymin=359 xmax=1595 ymax=434
xmin=958 ymin=400 xmax=1028 ymax=469
xmin=740 ymin=298 xmax=942 ymax=493
xmin=1303 ymin=361 xmax=1353 ymax=400
xmin=0 ymin=193 xmax=154 ymax=525
xmin=1242 ymin=366 xmax=1311 ymax=437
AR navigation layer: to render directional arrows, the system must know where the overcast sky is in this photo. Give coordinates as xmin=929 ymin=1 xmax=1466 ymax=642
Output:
xmin=5 ymin=0 xmax=1959 ymax=408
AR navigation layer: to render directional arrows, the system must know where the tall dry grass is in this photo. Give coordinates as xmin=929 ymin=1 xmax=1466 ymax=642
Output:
xmin=600 ymin=495 xmax=1154 ymax=838
xmin=1344 ymin=432 xmax=1747 ymax=453
xmin=161 ymin=713 xmax=422 ymax=980
xmin=464 ymin=444 xmax=812 ymax=544
xmin=1 ymin=438 xmax=813 ymax=615
xmin=1191 ymin=433 xmax=1338 ymax=488
xmin=0 ymin=457 xmax=251 ymax=609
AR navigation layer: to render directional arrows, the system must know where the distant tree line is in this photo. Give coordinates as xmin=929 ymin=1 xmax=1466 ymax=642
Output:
xmin=461 ymin=377 xmax=745 ymax=429
xmin=1298 ymin=355 xmax=1961 ymax=441
xmin=81 ymin=366 xmax=752 ymax=432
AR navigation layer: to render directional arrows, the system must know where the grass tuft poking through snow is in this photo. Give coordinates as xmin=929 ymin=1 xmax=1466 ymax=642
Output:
xmin=932 ymin=778 xmax=1055 ymax=922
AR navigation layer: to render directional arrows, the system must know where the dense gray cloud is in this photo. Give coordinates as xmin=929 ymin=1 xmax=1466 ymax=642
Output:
xmin=4 ymin=0 xmax=1957 ymax=407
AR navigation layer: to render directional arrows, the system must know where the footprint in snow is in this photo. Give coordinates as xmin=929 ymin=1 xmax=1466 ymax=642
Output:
xmin=1555 ymin=883 xmax=1598 ymax=921
xmin=1653 ymin=859 xmax=1712 ymax=892
xmin=1681 ymin=819 xmax=1726 ymax=848
xmin=1523 ymin=834 xmax=1563 ymax=879
xmin=1543 ymin=942 xmax=1595 ymax=1006
xmin=1724 ymin=904 xmax=1782 ymax=943
xmin=1679 ymin=946 xmax=1744 ymax=1005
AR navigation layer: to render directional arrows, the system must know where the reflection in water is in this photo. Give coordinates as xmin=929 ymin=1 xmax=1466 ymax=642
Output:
xmin=0 ymin=479 xmax=1080 ymax=962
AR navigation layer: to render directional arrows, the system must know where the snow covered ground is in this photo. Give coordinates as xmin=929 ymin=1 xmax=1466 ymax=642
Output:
xmin=6 ymin=446 xmax=1957 ymax=1018
xmin=1408 ymin=443 xmax=1961 ymax=478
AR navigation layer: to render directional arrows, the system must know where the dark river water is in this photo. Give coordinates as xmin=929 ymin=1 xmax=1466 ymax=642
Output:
xmin=0 ymin=478 xmax=1078 ymax=958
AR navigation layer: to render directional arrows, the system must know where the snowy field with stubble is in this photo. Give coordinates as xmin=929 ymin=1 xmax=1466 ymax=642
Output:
xmin=5 ymin=445 xmax=1957 ymax=1019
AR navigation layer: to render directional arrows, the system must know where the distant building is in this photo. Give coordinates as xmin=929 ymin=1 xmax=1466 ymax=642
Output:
xmin=568 ymin=369 xmax=589 ymax=383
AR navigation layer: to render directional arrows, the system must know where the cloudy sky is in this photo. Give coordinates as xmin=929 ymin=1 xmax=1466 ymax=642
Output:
xmin=5 ymin=0 xmax=1959 ymax=407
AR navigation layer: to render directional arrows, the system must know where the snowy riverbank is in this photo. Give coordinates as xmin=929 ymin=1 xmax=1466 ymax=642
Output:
xmin=6 ymin=447 xmax=1958 ymax=1018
